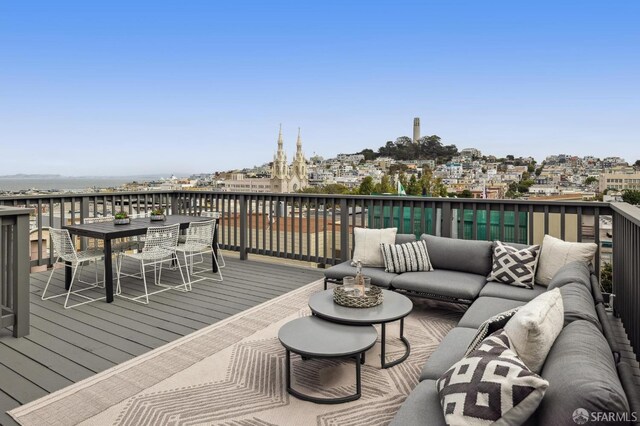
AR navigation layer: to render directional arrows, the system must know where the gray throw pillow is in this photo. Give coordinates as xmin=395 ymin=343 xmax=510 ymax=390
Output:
xmin=487 ymin=241 xmax=540 ymax=289
xmin=380 ymin=240 xmax=433 ymax=273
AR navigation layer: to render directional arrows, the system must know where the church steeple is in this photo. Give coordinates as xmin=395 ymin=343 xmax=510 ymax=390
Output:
xmin=291 ymin=127 xmax=308 ymax=181
xmin=271 ymin=124 xmax=289 ymax=180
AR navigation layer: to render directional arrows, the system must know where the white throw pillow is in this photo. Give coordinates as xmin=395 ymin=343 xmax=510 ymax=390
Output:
xmin=351 ymin=228 xmax=397 ymax=267
xmin=535 ymin=235 xmax=597 ymax=286
xmin=504 ymin=288 xmax=564 ymax=373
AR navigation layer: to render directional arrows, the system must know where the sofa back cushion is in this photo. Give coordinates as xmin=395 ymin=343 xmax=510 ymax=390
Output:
xmin=547 ymin=260 xmax=592 ymax=290
xmin=395 ymin=233 xmax=416 ymax=244
xmin=420 ymin=234 xmax=493 ymax=276
xmin=559 ymin=282 xmax=600 ymax=329
xmin=537 ymin=320 xmax=630 ymax=424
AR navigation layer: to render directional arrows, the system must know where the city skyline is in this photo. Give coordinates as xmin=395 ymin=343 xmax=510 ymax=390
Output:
xmin=1 ymin=1 xmax=638 ymax=176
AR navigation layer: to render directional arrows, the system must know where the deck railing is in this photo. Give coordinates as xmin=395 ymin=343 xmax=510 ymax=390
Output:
xmin=611 ymin=203 xmax=640 ymax=360
xmin=2 ymin=190 xmax=638 ymax=356
xmin=0 ymin=206 xmax=31 ymax=337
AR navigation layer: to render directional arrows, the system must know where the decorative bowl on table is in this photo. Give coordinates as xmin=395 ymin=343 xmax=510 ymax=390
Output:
xmin=114 ymin=211 xmax=130 ymax=225
xmin=333 ymin=285 xmax=383 ymax=308
xmin=150 ymin=209 xmax=166 ymax=221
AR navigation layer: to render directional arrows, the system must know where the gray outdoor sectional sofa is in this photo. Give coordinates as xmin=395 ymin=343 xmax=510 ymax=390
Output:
xmin=324 ymin=233 xmax=640 ymax=425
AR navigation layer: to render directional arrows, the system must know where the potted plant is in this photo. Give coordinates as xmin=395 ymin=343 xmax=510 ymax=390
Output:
xmin=114 ymin=211 xmax=130 ymax=225
xmin=600 ymin=262 xmax=614 ymax=310
xmin=150 ymin=208 xmax=166 ymax=221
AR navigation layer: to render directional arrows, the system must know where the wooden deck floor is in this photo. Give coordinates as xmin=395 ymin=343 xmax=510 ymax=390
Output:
xmin=0 ymin=253 xmax=324 ymax=426
xmin=2 ymin=254 xmax=638 ymax=425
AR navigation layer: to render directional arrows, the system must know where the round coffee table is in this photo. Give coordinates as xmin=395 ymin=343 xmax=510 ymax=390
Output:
xmin=308 ymin=289 xmax=413 ymax=369
xmin=278 ymin=316 xmax=377 ymax=404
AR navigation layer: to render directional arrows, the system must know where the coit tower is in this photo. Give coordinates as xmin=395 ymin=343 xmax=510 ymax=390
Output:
xmin=413 ymin=117 xmax=420 ymax=143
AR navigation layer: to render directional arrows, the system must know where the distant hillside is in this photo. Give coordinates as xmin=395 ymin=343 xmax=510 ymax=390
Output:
xmin=0 ymin=174 xmax=63 ymax=179
xmin=357 ymin=135 xmax=458 ymax=163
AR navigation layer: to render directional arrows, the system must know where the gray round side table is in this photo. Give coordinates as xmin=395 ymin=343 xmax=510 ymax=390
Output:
xmin=308 ymin=289 xmax=413 ymax=369
xmin=278 ymin=315 xmax=377 ymax=404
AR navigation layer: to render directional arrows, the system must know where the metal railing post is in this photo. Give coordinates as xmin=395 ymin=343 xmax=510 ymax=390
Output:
xmin=12 ymin=213 xmax=30 ymax=337
xmin=340 ymin=198 xmax=349 ymax=262
xmin=441 ymin=201 xmax=452 ymax=238
xmin=239 ymin=194 xmax=248 ymax=260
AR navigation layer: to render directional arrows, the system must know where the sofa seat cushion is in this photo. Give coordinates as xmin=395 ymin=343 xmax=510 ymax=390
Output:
xmin=457 ymin=297 xmax=526 ymax=329
xmin=559 ymin=282 xmax=600 ymax=329
xmin=390 ymin=270 xmax=486 ymax=301
xmin=538 ymin=320 xmax=630 ymax=424
xmin=479 ymin=282 xmax=546 ymax=302
xmin=420 ymin=327 xmax=478 ymax=381
xmin=323 ymin=261 xmax=397 ymax=288
xmin=390 ymin=380 xmax=445 ymax=426
xmin=421 ymin=234 xmax=493 ymax=276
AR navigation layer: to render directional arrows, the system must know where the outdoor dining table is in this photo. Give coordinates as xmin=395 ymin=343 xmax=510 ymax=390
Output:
xmin=63 ymin=214 xmax=219 ymax=303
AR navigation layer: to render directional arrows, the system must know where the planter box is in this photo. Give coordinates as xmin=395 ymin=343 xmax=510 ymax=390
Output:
xmin=150 ymin=215 xmax=166 ymax=221
xmin=114 ymin=218 xmax=130 ymax=225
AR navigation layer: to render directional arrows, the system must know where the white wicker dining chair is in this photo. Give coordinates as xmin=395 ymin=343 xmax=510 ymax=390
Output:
xmin=41 ymin=228 xmax=105 ymax=309
xmin=175 ymin=219 xmax=222 ymax=287
xmin=200 ymin=210 xmax=225 ymax=268
xmin=115 ymin=223 xmax=186 ymax=304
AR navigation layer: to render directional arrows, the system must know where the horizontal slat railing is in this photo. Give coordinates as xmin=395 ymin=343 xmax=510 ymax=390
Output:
xmin=0 ymin=206 xmax=31 ymax=337
xmin=611 ymin=203 xmax=640 ymax=361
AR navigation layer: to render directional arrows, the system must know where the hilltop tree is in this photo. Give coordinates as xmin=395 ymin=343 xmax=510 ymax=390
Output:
xmin=634 ymin=159 xmax=640 ymax=170
xmin=377 ymin=135 xmax=458 ymax=163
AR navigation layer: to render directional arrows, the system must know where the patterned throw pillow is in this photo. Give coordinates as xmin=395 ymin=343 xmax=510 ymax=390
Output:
xmin=464 ymin=307 xmax=520 ymax=356
xmin=437 ymin=330 xmax=549 ymax=426
xmin=487 ymin=241 xmax=541 ymax=289
xmin=380 ymin=240 xmax=433 ymax=273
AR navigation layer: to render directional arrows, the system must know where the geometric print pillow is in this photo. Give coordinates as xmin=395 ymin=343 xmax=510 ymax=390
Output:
xmin=464 ymin=307 xmax=520 ymax=357
xmin=437 ymin=329 xmax=549 ymax=426
xmin=487 ymin=241 xmax=541 ymax=289
xmin=380 ymin=240 xmax=433 ymax=273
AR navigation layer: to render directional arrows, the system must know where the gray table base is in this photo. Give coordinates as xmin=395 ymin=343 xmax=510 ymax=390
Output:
xmin=285 ymin=349 xmax=364 ymax=404
xmin=380 ymin=318 xmax=410 ymax=369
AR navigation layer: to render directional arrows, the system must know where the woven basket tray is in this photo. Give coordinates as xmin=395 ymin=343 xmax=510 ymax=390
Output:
xmin=333 ymin=285 xmax=383 ymax=308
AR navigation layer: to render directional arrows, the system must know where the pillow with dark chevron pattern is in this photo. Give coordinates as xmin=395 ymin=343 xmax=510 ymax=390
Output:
xmin=437 ymin=329 xmax=549 ymax=426
xmin=487 ymin=241 xmax=541 ymax=289
xmin=464 ymin=307 xmax=520 ymax=356
xmin=380 ymin=240 xmax=433 ymax=273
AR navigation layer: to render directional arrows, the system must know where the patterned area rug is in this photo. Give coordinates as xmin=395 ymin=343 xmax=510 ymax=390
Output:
xmin=9 ymin=279 xmax=464 ymax=426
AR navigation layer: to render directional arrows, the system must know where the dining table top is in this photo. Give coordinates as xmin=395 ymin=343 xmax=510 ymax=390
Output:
xmin=63 ymin=214 xmax=212 ymax=239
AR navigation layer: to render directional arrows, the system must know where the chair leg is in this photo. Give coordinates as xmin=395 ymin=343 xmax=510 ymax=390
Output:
xmin=42 ymin=257 xmax=63 ymax=300
xmin=175 ymin=253 xmax=189 ymax=291
xmin=63 ymin=264 xmax=80 ymax=309
xmin=217 ymin=244 xmax=225 ymax=268
xmin=141 ymin=262 xmax=149 ymax=304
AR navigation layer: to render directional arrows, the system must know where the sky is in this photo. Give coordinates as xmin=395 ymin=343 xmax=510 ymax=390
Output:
xmin=1 ymin=1 xmax=639 ymax=176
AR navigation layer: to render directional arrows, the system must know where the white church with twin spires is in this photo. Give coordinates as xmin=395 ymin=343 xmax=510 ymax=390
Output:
xmin=270 ymin=125 xmax=309 ymax=193
xmin=221 ymin=126 xmax=309 ymax=193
